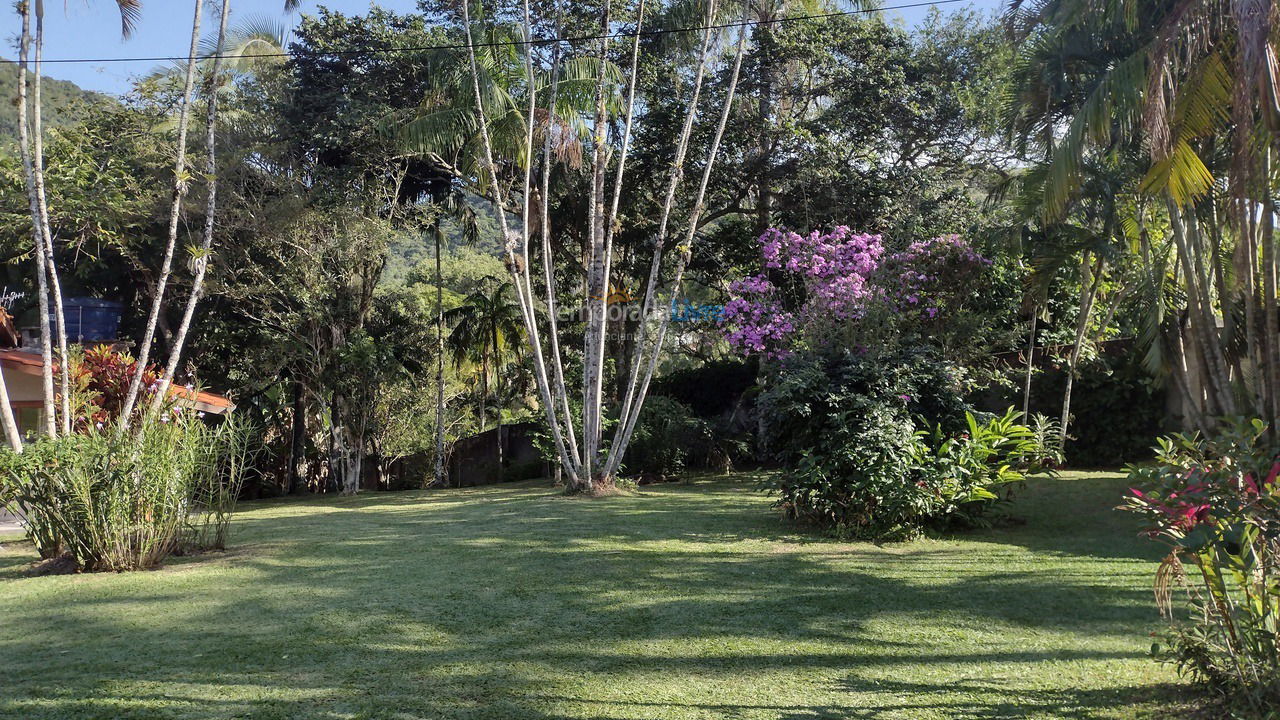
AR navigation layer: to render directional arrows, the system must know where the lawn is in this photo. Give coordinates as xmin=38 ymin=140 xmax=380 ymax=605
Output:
xmin=0 ymin=471 xmax=1185 ymax=719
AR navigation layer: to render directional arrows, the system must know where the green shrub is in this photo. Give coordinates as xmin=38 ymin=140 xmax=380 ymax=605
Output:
xmin=1122 ymin=420 xmax=1280 ymax=716
xmin=760 ymin=348 xmax=1047 ymax=540
xmin=622 ymin=396 xmax=710 ymax=478
xmin=911 ymin=409 xmax=1054 ymax=530
xmin=0 ymin=413 xmax=255 ymax=571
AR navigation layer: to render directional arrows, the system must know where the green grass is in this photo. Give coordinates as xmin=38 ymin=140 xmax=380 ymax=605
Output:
xmin=0 ymin=471 xmax=1186 ymax=719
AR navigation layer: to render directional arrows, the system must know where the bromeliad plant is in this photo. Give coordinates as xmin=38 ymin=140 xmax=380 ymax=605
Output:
xmin=1122 ymin=420 xmax=1280 ymax=715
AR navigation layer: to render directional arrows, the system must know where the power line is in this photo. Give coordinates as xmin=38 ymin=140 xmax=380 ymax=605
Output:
xmin=8 ymin=0 xmax=968 ymax=66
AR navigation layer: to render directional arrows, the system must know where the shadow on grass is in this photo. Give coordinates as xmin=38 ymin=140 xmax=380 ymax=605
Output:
xmin=0 ymin=475 xmax=1177 ymax=719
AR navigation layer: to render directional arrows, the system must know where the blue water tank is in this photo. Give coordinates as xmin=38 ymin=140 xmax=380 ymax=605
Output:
xmin=50 ymin=297 xmax=123 ymax=343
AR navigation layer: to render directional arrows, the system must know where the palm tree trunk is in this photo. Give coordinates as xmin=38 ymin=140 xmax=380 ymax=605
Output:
xmin=1059 ymin=253 xmax=1103 ymax=453
xmin=117 ymin=0 xmax=205 ymax=431
xmin=495 ymin=344 xmax=504 ymax=483
xmin=1260 ymin=150 xmax=1279 ymax=425
xmin=480 ymin=348 xmax=489 ymax=433
xmin=535 ymin=17 xmax=581 ymax=471
xmin=31 ymin=7 xmax=71 ymax=437
xmin=433 ymin=225 xmax=447 ymax=487
xmin=14 ymin=5 xmax=56 ymax=438
xmin=1167 ymin=195 xmax=1236 ymax=416
xmin=1237 ymin=195 xmax=1264 ymax=416
xmin=150 ymin=0 xmax=233 ymax=417
xmin=1022 ymin=311 xmax=1037 ymax=417
xmin=1168 ymin=320 xmax=1210 ymax=434
xmin=461 ymin=0 xmax=580 ymax=485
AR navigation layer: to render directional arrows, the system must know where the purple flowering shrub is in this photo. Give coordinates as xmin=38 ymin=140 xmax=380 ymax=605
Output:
xmin=720 ymin=227 xmax=991 ymax=357
xmin=876 ymin=234 xmax=993 ymax=323
xmin=733 ymin=227 xmax=1045 ymax=540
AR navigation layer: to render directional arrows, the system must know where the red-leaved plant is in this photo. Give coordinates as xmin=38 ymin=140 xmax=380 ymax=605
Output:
xmin=1122 ymin=419 xmax=1280 ymax=714
xmin=69 ymin=346 xmax=164 ymax=430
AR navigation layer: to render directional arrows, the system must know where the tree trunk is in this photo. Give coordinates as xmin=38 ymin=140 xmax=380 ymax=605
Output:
xmin=0 ymin=364 xmax=24 ymax=452
xmin=150 ymin=0 xmax=233 ymax=417
xmin=604 ymin=17 xmax=748 ymax=478
xmin=1166 ymin=195 xmax=1236 ymax=416
xmin=755 ymin=20 xmax=776 ymax=235
xmin=1022 ymin=312 xmax=1037 ymax=418
xmin=1239 ymin=197 xmax=1264 ymax=417
xmin=607 ymin=0 xmax=723 ymax=484
xmin=1059 ymin=253 xmax=1104 ymax=453
xmin=288 ymin=378 xmax=305 ymax=494
xmin=434 ymin=224 xmax=447 ymax=487
xmin=581 ymin=0 xmax=613 ymax=484
xmin=460 ymin=0 xmax=581 ymax=486
xmin=534 ymin=18 xmax=580 ymax=472
xmin=117 ymin=0 xmax=206 ymax=431
xmin=1260 ymin=149 xmax=1279 ymax=424
xmin=14 ymin=5 xmax=56 ymax=438
xmin=30 ymin=8 xmax=71 ymax=436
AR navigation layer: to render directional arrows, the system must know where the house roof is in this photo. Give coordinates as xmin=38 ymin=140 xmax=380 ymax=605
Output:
xmin=0 ymin=349 xmax=235 ymax=414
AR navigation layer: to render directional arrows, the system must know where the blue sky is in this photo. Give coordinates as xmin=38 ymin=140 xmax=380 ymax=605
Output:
xmin=27 ymin=0 xmax=1003 ymax=95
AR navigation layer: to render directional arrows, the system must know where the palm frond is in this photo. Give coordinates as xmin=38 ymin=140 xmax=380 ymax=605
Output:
xmin=1141 ymin=138 xmax=1214 ymax=206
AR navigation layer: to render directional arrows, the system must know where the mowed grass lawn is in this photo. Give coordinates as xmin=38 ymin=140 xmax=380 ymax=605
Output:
xmin=0 ymin=471 xmax=1185 ymax=719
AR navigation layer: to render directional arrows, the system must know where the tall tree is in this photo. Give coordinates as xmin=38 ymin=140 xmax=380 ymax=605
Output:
xmin=441 ymin=0 xmax=749 ymax=491
xmin=150 ymin=0 xmax=235 ymax=415
xmin=433 ymin=222 xmax=448 ymax=486
xmin=1005 ymin=0 xmax=1280 ymax=428
xmin=445 ymin=277 xmax=523 ymax=478
xmin=14 ymin=0 xmax=141 ymax=438
xmin=117 ymin=0 xmax=207 ymax=430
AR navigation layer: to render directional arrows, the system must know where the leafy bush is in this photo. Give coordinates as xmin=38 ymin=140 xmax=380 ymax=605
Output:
xmin=911 ymin=409 xmax=1055 ymax=530
xmin=1122 ymin=420 xmax=1280 ymax=716
xmin=0 ymin=413 xmax=255 ymax=571
xmin=622 ymin=396 xmax=711 ymax=478
xmin=759 ymin=348 xmax=1047 ymax=540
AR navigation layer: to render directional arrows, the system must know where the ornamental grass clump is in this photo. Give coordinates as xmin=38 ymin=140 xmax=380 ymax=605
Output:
xmin=0 ymin=412 xmax=254 ymax=572
xmin=1122 ymin=419 xmax=1280 ymax=716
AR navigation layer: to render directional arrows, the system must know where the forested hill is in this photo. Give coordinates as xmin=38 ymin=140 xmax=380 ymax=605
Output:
xmin=0 ymin=64 xmax=107 ymax=144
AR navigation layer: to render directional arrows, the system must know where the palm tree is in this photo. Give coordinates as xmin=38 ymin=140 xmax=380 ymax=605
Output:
xmin=135 ymin=2 xmax=301 ymax=424
xmin=445 ymin=277 xmax=523 ymax=480
xmin=433 ymin=222 xmax=448 ymax=487
xmin=116 ymin=0 xmax=209 ymax=430
xmin=1004 ymin=0 xmax=1280 ymax=426
xmin=389 ymin=22 xmax=613 ymax=203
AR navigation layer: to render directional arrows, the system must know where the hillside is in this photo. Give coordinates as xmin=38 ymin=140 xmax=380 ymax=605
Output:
xmin=0 ymin=63 xmax=108 ymax=145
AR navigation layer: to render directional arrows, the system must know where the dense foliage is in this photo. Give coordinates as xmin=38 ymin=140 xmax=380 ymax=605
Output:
xmin=758 ymin=347 xmax=1048 ymax=540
